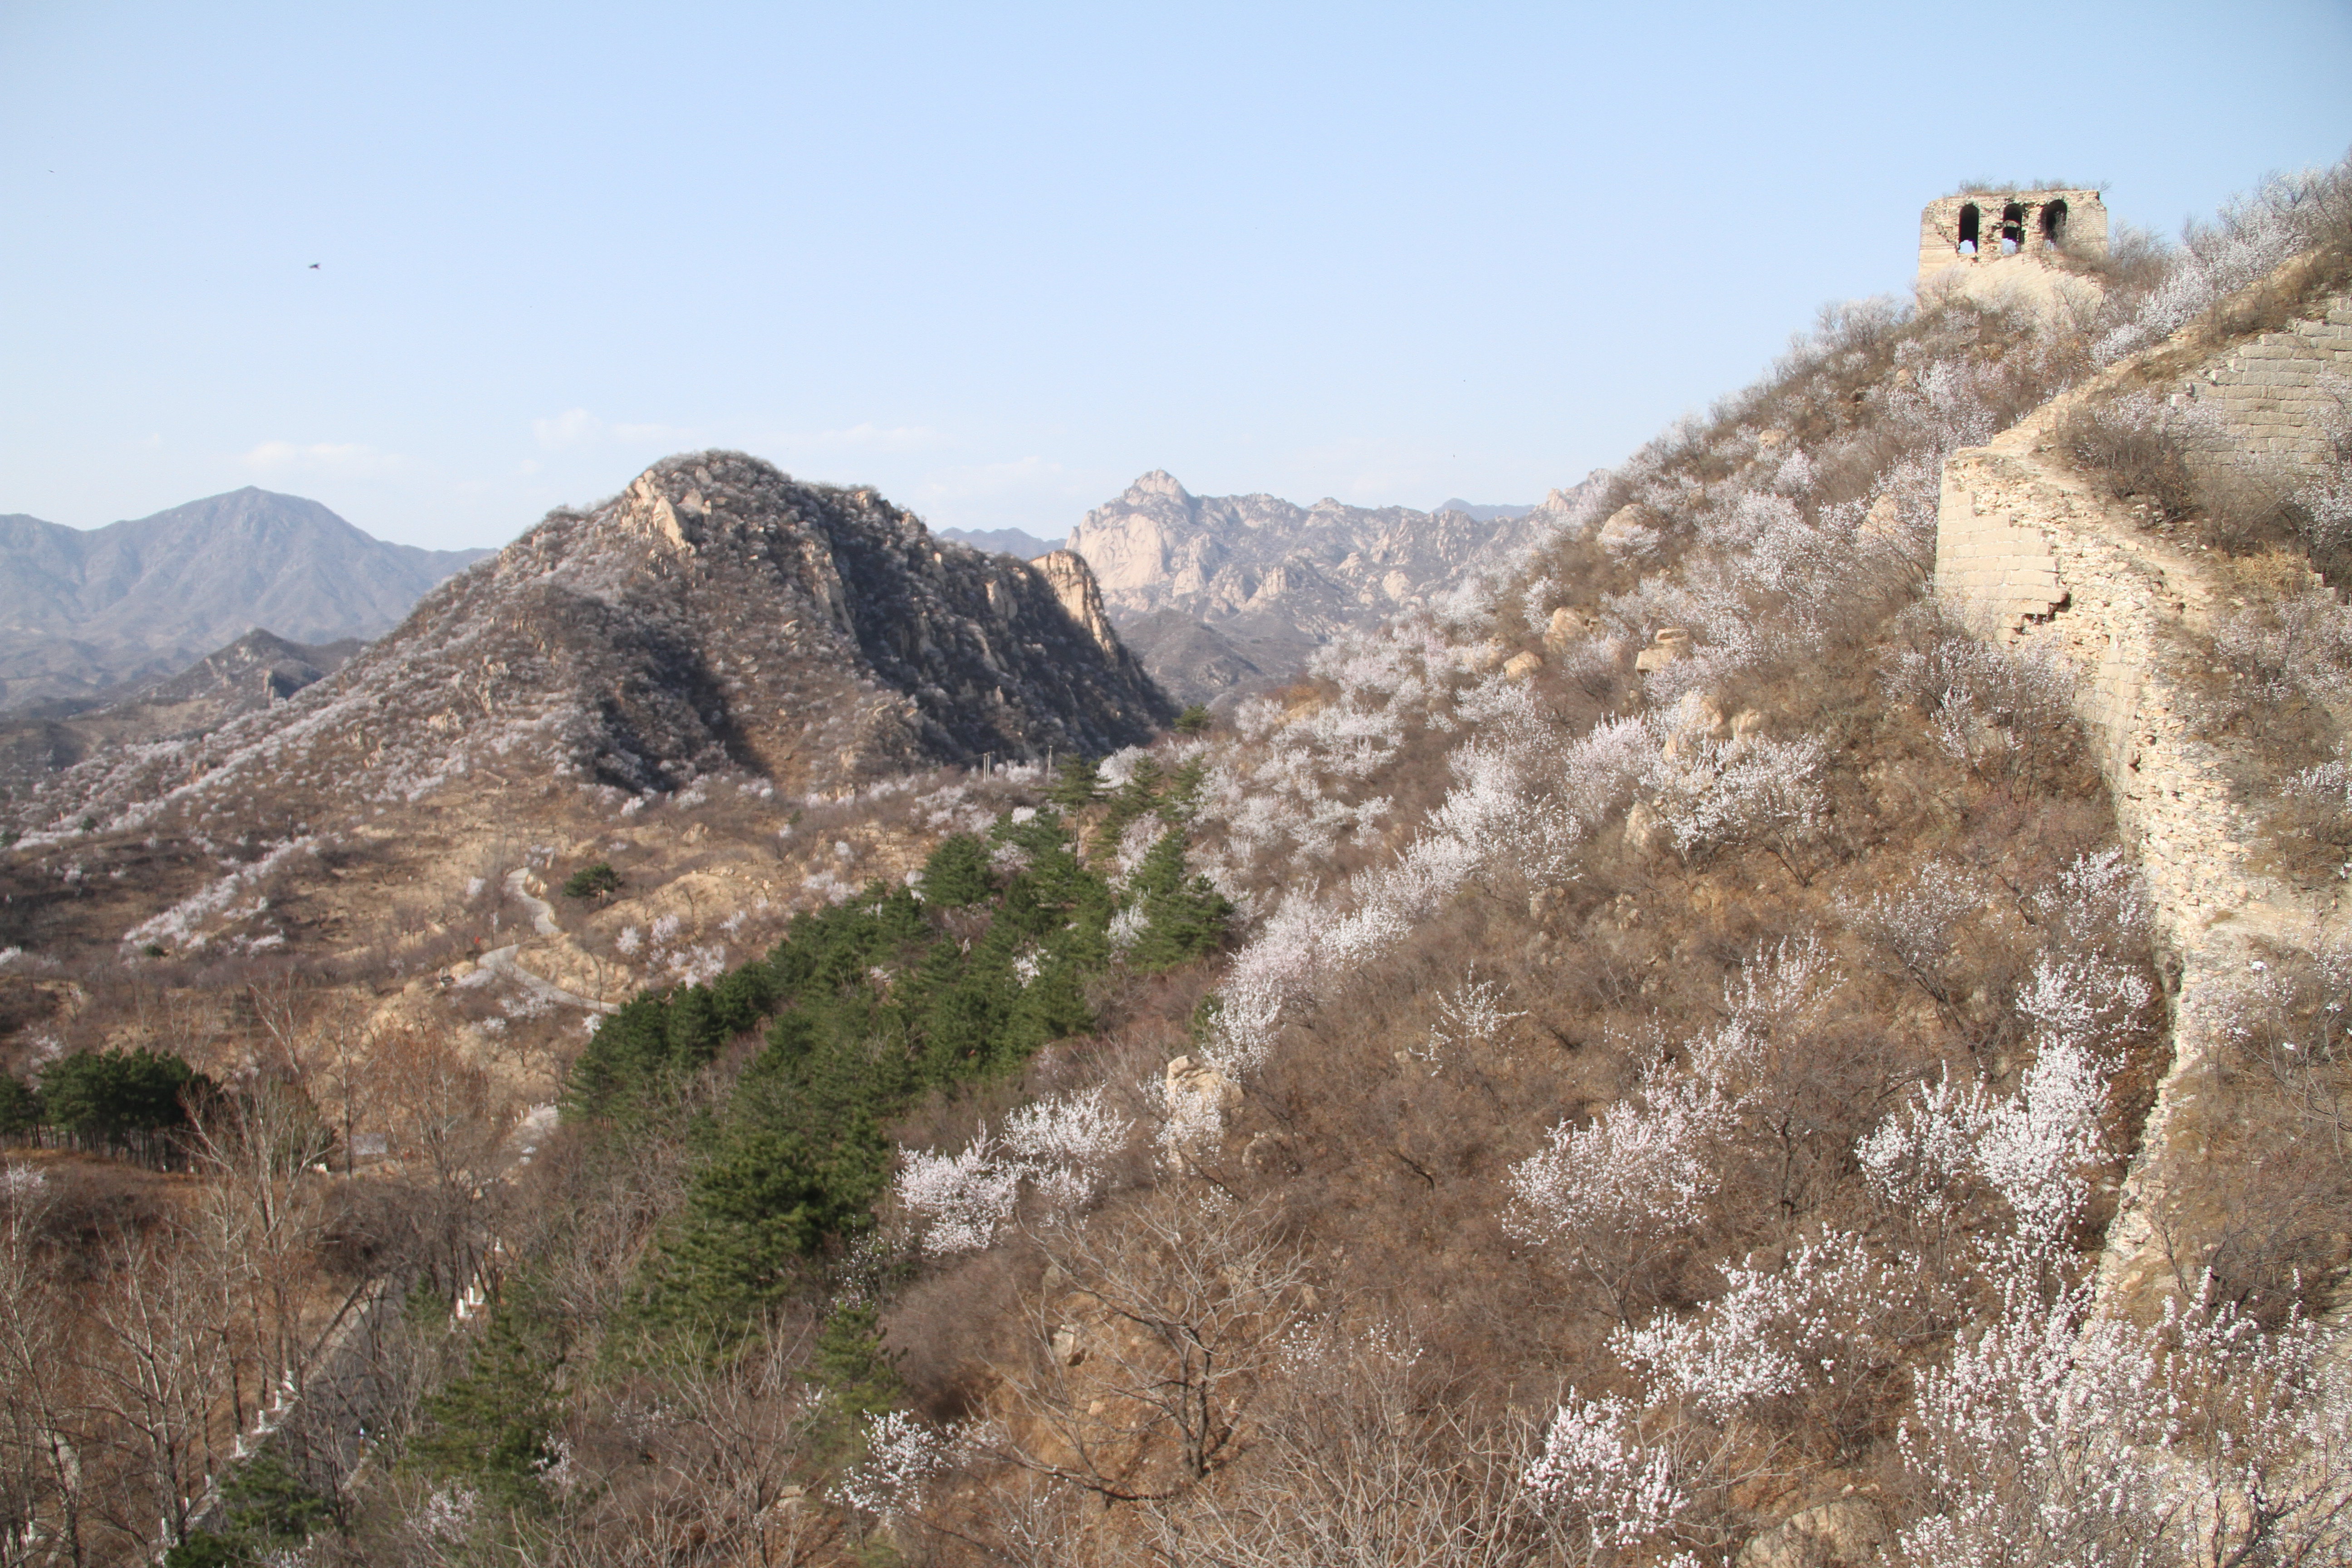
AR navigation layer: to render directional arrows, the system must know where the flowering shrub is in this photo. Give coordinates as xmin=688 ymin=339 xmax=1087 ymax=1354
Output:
xmin=837 ymin=1411 xmax=956 ymax=1522
xmin=1520 ymin=1395 xmax=1687 ymax=1550
xmin=1858 ymin=1032 xmax=2112 ymax=1257
xmin=896 ymin=1140 xmax=1024 ymax=1257
xmin=120 ymin=835 xmax=321 ymax=953
xmin=1612 ymin=1230 xmax=1901 ymax=1422
xmin=895 ymin=1086 xmax=1135 ymax=1255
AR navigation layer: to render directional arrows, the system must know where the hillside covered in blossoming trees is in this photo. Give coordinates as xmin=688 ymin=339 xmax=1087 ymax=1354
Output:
xmin=2 ymin=162 xmax=2351 ymax=1568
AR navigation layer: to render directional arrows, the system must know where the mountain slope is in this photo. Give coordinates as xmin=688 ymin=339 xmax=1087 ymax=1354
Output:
xmin=0 ymin=488 xmax=490 ymax=709
xmin=11 ymin=452 xmax=1170 ymax=838
xmin=0 ymin=630 xmax=360 ymax=799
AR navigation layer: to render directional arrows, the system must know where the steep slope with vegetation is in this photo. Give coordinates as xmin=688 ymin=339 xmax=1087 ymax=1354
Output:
xmin=4 ymin=163 xmax=2350 ymax=1568
xmin=0 ymin=630 xmax=362 ymax=800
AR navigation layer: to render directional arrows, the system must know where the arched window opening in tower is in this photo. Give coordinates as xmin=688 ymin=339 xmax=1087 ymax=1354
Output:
xmin=2000 ymin=202 xmax=2025 ymax=254
xmin=2041 ymin=199 xmax=2068 ymax=249
xmin=1957 ymin=204 xmax=1980 ymax=256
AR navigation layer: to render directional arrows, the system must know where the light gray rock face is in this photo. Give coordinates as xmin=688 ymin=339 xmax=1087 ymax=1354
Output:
xmin=0 ymin=489 xmax=490 ymax=710
xmin=1065 ymin=470 xmax=1592 ymax=701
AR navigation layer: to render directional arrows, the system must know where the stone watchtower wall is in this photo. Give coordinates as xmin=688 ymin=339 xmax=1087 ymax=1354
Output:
xmin=1917 ymin=189 xmax=2108 ymax=316
xmin=1917 ymin=189 xmax=2108 ymax=285
xmin=2177 ymin=296 xmax=2352 ymax=472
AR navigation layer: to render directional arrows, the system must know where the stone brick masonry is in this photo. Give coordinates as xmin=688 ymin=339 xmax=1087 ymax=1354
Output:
xmin=2180 ymin=299 xmax=2352 ymax=475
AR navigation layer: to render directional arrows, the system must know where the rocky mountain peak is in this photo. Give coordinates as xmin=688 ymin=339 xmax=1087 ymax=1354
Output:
xmin=14 ymin=454 xmax=1172 ymax=837
xmin=1058 ymin=470 xmax=1599 ymax=705
xmin=1128 ymin=469 xmax=1193 ymax=502
xmin=1033 ymin=549 xmax=1122 ymax=657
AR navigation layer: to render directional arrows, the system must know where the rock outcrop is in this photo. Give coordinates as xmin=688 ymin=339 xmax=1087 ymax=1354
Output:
xmin=1063 ymin=470 xmax=1596 ymax=701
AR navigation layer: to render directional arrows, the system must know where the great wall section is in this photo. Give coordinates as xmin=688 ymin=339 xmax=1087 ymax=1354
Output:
xmin=1934 ymin=254 xmax=2352 ymax=1305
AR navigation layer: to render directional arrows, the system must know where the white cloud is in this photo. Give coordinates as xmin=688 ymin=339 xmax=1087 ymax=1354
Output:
xmin=531 ymin=409 xmax=696 ymax=450
xmin=239 ymin=440 xmax=408 ymax=478
xmin=531 ymin=408 xmax=602 ymax=448
xmin=777 ymin=422 xmax=947 ymax=453
xmin=1284 ymin=435 xmax=1460 ymax=503
xmin=918 ymin=454 xmax=1092 ymax=503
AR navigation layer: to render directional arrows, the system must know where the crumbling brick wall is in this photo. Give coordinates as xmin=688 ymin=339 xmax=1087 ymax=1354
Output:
xmin=1930 ymin=465 xmax=2069 ymax=639
xmin=2177 ymin=294 xmax=2352 ymax=478
xmin=1934 ymin=291 xmax=2351 ymax=1309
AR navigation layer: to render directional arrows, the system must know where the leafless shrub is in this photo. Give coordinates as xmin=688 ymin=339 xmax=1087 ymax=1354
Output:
xmin=991 ymin=1189 xmax=1311 ymax=1499
xmin=1882 ymin=610 xmax=2082 ymax=801
xmin=2209 ymin=573 xmax=2352 ymax=708
xmin=1144 ymin=1323 xmax=1553 ymax=1568
xmin=2058 ymin=392 xmax=2203 ymax=519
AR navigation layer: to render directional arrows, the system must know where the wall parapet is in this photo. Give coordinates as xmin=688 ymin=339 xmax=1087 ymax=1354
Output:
xmin=2177 ymin=296 xmax=2352 ymax=479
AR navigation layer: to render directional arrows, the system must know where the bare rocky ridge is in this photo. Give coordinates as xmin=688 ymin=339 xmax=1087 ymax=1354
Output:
xmin=7 ymin=452 xmax=1170 ymax=837
xmin=1066 ymin=469 xmax=1592 ymax=702
xmin=0 ymin=488 xmax=489 ymax=710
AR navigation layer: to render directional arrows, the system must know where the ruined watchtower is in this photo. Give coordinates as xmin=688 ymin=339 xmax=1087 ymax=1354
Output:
xmin=1917 ymin=188 xmax=2108 ymax=312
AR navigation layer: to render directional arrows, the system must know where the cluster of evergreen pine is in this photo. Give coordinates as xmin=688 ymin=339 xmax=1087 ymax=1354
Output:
xmin=554 ymin=768 xmax=1230 ymax=1348
xmin=401 ymin=765 xmax=1235 ymax=1524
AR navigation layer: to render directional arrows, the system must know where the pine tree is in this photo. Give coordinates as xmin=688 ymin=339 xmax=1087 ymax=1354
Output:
xmin=1094 ymin=755 xmax=1166 ymax=854
xmin=804 ymin=1302 xmax=902 ymax=1466
xmin=1126 ymin=829 xmax=1235 ymax=973
xmin=0 ymin=1073 xmax=39 ymax=1135
xmin=919 ymin=832 xmax=995 ymax=907
xmin=1047 ymin=753 xmax=1104 ymax=810
xmin=409 ymin=1280 xmax=568 ymax=1513
xmin=39 ymin=1047 xmax=204 ymax=1144
xmin=1161 ymin=757 xmax=1210 ymax=825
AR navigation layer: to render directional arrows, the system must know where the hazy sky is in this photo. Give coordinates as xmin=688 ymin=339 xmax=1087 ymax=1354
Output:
xmin=3 ymin=2 xmax=2347 ymax=550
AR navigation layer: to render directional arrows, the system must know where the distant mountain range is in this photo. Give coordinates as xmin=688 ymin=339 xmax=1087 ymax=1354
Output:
xmin=936 ymin=525 xmax=1060 ymax=559
xmin=0 ymin=488 xmax=490 ymax=711
xmin=1061 ymin=471 xmax=1588 ymax=705
xmin=10 ymin=454 xmax=1169 ymax=836
xmin=1431 ymin=498 xmax=1539 ymax=524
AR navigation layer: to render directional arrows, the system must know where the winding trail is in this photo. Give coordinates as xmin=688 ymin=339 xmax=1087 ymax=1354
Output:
xmin=479 ymin=867 xmax=617 ymax=1014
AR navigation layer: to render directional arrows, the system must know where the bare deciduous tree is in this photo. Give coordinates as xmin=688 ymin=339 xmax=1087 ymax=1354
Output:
xmin=190 ymin=1078 xmax=334 ymax=1403
xmin=87 ymin=1224 xmax=232 ymax=1551
xmin=1147 ymin=1323 xmax=1552 ymax=1568
xmin=996 ymin=1190 xmax=1309 ymax=1499
xmin=0 ymin=1164 xmax=91 ymax=1568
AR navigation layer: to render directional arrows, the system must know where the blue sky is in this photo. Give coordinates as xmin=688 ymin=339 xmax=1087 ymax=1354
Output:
xmin=3 ymin=1 xmax=2347 ymax=550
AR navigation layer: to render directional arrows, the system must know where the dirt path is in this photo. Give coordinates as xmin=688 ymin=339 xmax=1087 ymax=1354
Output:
xmin=477 ymin=868 xmax=617 ymax=1014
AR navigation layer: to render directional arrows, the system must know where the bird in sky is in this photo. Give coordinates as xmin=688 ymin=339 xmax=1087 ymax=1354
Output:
xmin=309 ymin=262 xmax=320 ymax=270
